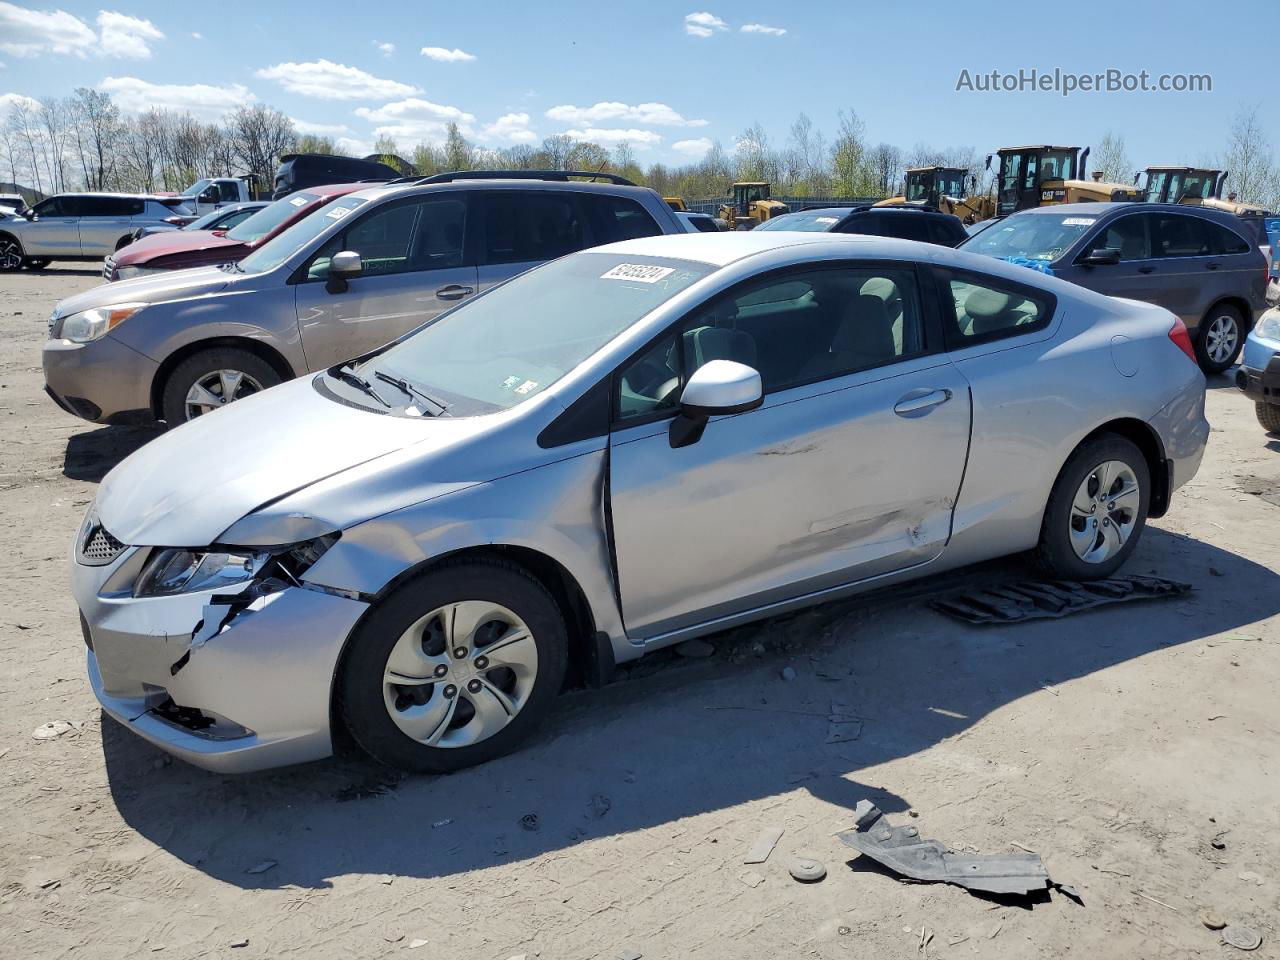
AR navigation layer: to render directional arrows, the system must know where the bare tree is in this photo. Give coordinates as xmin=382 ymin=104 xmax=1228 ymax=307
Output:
xmin=1093 ymin=132 xmax=1133 ymax=184
xmin=443 ymin=122 xmax=473 ymax=171
xmin=70 ymin=87 xmax=122 ymax=190
xmin=226 ymin=105 xmax=296 ymax=191
xmin=866 ymin=142 xmax=903 ymax=196
xmin=1219 ymin=105 xmax=1280 ymax=209
xmin=830 ymin=109 xmax=868 ymax=196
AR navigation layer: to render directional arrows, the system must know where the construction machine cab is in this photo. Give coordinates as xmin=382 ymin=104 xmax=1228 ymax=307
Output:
xmin=1138 ymin=166 xmax=1268 ymax=216
xmin=719 ymin=182 xmax=789 ymax=230
xmin=903 ymin=167 xmax=969 ymax=206
xmin=987 ymin=145 xmax=1141 ymax=215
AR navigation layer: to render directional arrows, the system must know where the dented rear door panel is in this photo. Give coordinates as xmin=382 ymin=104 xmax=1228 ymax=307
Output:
xmin=608 ymin=355 xmax=972 ymax=639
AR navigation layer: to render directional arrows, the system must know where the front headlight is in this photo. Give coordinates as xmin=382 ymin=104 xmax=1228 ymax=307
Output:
xmin=58 ymin=303 xmax=147 ymax=343
xmin=134 ymin=548 xmax=268 ymax=597
xmin=1255 ymin=311 xmax=1280 ymax=343
xmin=115 ymin=265 xmax=159 ymax=281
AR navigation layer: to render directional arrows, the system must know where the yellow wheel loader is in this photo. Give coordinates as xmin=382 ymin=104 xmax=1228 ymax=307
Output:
xmin=987 ymin=146 xmax=1142 ymax=217
xmin=874 ymin=166 xmax=996 ymax=224
xmin=1138 ymin=167 xmax=1269 ymax=217
xmin=718 ymin=182 xmax=789 ymax=230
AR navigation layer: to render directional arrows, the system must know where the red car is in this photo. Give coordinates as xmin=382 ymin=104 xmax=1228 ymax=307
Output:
xmin=103 ymin=183 xmax=366 ymax=281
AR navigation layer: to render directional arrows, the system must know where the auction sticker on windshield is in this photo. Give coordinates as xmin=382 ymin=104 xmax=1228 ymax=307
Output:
xmin=1062 ymin=217 xmax=1096 ymax=226
xmin=601 ymin=264 xmax=676 ymax=283
xmin=289 ymin=196 xmax=308 ymax=206
xmin=814 ymin=216 xmax=839 ymax=224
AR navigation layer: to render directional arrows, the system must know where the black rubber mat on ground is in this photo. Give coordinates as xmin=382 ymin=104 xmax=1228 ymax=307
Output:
xmin=930 ymin=575 xmax=1192 ymax=624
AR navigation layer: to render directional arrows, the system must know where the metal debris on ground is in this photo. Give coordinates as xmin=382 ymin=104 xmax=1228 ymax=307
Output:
xmin=788 ymin=856 xmax=827 ymax=882
xmin=616 ymin=950 xmax=643 ymax=960
xmin=839 ymin=800 xmax=1079 ymax=900
xmin=827 ymin=700 xmax=863 ymax=744
xmin=930 ymin=575 xmax=1192 ymax=625
xmin=31 ymin=720 xmax=78 ymax=740
xmin=743 ymin=826 xmax=784 ymax=864
xmin=1222 ymin=925 xmax=1263 ymax=951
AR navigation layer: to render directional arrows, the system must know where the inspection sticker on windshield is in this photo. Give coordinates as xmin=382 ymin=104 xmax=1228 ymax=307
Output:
xmin=1061 ymin=217 xmax=1096 ymax=226
xmin=324 ymin=206 xmax=352 ymax=220
xmin=601 ymin=263 xmax=675 ymax=283
xmin=814 ymin=216 xmax=839 ymax=224
xmin=288 ymin=196 xmax=309 ymax=207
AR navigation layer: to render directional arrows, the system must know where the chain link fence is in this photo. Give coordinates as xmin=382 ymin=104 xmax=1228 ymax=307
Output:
xmin=685 ymin=195 xmax=885 ymax=216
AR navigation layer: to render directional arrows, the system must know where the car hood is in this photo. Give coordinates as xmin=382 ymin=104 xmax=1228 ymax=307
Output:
xmin=94 ymin=376 xmax=518 ymax=548
xmin=113 ymin=230 xmax=243 ymax=266
xmin=54 ymin=267 xmax=235 ymax=317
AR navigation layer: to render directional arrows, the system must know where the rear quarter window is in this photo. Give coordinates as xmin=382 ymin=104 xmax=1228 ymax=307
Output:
xmin=933 ymin=267 xmax=1055 ymax=349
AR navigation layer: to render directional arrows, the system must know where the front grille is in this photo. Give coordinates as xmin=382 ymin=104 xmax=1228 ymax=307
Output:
xmin=80 ymin=522 xmax=126 ymax=566
xmin=102 ymin=258 xmax=114 ymax=281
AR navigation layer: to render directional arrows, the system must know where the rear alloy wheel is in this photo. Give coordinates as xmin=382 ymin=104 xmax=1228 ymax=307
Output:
xmin=1257 ymin=402 xmax=1280 ymax=434
xmin=1194 ymin=306 xmax=1244 ymax=374
xmin=1035 ymin=435 xmax=1150 ymax=580
xmin=159 ymin=347 xmax=281 ymax=425
xmin=0 ymin=237 xmax=23 ymax=272
xmin=339 ymin=561 xmax=568 ymax=773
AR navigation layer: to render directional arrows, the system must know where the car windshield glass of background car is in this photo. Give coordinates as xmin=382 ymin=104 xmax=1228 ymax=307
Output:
xmin=351 ymin=252 xmax=714 ymax=416
xmin=226 ymin=192 xmax=322 ymax=246
xmin=962 ymin=213 xmax=1096 ymax=262
xmin=756 ymin=211 xmax=841 ymax=232
xmin=236 ymin=195 xmax=364 ymax=273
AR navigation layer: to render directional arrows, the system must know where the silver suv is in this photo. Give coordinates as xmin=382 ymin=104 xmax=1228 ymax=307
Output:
xmin=43 ymin=173 xmax=683 ymax=425
xmin=0 ymin=193 xmax=195 ymax=271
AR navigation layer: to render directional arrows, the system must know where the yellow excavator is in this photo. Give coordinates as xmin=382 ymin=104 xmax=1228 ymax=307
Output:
xmin=1137 ymin=167 xmax=1269 ymax=216
xmin=718 ymin=182 xmax=789 ymax=230
xmin=987 ymin=145 xmax=1142 ymax=217
xmin=874 ymin=166 xmax=996 ymax=224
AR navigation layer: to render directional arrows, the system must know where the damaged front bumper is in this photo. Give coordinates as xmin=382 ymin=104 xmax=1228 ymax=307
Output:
xmin=75 ymin=545 xmax=368 ymax=773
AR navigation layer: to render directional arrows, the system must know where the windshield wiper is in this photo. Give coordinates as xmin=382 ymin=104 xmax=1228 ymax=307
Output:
xmin=330 ymin=363 xmax=390 ymax=408
xmin=373 ymin=370 xmax=449 ymax=416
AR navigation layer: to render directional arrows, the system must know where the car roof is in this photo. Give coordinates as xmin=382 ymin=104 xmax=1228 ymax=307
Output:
xmin=1010 ymin=201 xmax=1253 ymax=225
xmin=596 ymin=230 xmax=890 ymax=266
xmin=54 ymin=191 xmax=187 ymax=201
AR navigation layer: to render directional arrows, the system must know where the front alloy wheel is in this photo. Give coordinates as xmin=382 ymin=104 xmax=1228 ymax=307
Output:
xmin=0 ymin=238 xmax=23 ymax=271
xmin=185 ymin=368 xmax=265 ymax=419
xmin=340 ymin=561 xmax=568 ymax=773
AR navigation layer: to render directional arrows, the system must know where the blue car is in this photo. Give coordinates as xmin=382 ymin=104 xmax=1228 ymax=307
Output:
xmin=1238 ymin=306 xmax=1280 ymax=433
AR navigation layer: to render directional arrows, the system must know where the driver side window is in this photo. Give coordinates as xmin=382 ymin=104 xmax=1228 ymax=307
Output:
xmin=1089 ymin=215 xmax=1150 ymax=261
xmin=306 ymin=195 xmax=468 ymax=280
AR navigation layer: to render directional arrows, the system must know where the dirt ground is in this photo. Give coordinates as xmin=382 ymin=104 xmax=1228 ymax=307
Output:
xmin=2 ymin=266 xmax=1279 ymax=960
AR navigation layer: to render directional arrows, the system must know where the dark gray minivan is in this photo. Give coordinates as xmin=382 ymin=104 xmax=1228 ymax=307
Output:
xmin=961 ymin=202 xmax=1268 ymax=373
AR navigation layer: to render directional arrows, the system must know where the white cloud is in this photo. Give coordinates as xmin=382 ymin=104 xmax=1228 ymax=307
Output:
xmin=191 ymin=32 xmax=202 ymax=40
xmin=684 ymin=11 xmax=727 ymax=37
xmin=256 ymin=59 xmax=419 ymax=100
xmin=741 ymin=23 xmax=786 ymax=36
xmin=482 ymin=112 xmax=536 ymax=144
xmin=374 ymin=41 xmax=394 ymax=56
xmin=101 ymin=76 xmax=254 ymax=120
xmin=421 ymin=46 xmax=475 ymax=63
xmin=336 ymin=136 xmax=372 ymax=156
xmin=546 ymin=101 xmax=706 ymax=128
xmin=355 ymin=97 xmax=476 ymax=144
xmin=672 ymin=137 xmax=713 ymax=157
xmin=96 ymin=10 xmax=163 ymax=58
xmin=564 ymin=127 xmax=662 ymax=146
xmin=0 ymin=91 xmax=41 ymax=112
xmin=0 ymin=2 xmax=93 ymax=57
xmin=291 ymin=118 xmax=352 ymax=136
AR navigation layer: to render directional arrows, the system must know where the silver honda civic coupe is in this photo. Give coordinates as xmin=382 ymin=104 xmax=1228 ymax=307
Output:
xmin=71 ymin=231 xmax=1209 ymax=774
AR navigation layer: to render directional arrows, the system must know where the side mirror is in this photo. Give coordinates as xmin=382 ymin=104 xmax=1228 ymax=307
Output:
xmin=326 ymin=250 xmax=363 ymax=294
xmin=200 ymin=188 xmax=219 ymax=203
xmin=669 ymin=360 xmax=763 ymax=448
xmin=1080 ymin=247 xmax=1121 ymax=267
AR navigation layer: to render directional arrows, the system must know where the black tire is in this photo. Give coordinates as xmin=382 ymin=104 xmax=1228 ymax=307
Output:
xmin=0 ymin=234 xmax=23 ymax=272
xmin=1035 ymin=434 xmax=1150 ymax=580
xmin=338 ymin=560 xmax=569 ymax=773
xmin=1257 ymin=402 xmax=1280 ymax=435
xmin=159 ymin=347 xmax=281 ymax=425
xmin=1194 ymin=304 xmax=1245 ymax=374
xmin=23 ymin=257 xmax=49 ymax=270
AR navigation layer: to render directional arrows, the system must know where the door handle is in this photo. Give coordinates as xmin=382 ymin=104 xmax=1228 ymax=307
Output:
xmin=435 ymin=284 xmax=474 ymax=301
xmin=894 ymin=388 xmax=952 ymax=416
xmin=1137 ymin=266 xmax=1155 ymax=274
xmin=1205 ymin=262 xmax=1221 ymax=271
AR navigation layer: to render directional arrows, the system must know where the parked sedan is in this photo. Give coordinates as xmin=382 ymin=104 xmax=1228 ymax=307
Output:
xmin=130 ymin=201 xmax=268 ymax=242
xmin=1236 ymin=306 xmax=1280 ymax=432
xmin=72 ymin=231 xmax=1208 ymax=774
xmin=103 ymin=185 xmax=364 ymax=281
xmin=961 ymin=202 xmax=1269 ymax=373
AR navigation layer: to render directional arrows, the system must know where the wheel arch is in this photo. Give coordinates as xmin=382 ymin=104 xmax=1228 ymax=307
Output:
xmin=1201 ymin=296 xmax=1253 ymax=332
xmin=0 ymin=229 xmax=23 ymax=252
xmin=1074 ymin=417 xmax=1170 ymax=518
xmin=149 ymin=337 xmax=296 ymax=419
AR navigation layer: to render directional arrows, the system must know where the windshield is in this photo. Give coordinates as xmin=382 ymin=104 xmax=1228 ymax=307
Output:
xmin=1171 ymin=172 xmax=1214 ymax=201
xmin=938 ymin=170 xmax=966 ymax=197
xmin=180 ymin=178 xmax=211 ymax=198
xmin=961 ymin=212 xmax=1096 ymax=262
xmin=1039 ymin=150 xmax=1076 ymax=182
xmin=756 ymin=211 xmax=841 ymax=232
xmin=349 ymin=252 xmax=716 ymax=416
xmin=185 ymin=207 xmax=238 ymax=230
xmin=226 ymin=191 xmax=320 ymax=246
xmin=905 ymin=174 xmax=933 ymax=202
xmin=1144 ymin=170 xmax=1169 ymax=202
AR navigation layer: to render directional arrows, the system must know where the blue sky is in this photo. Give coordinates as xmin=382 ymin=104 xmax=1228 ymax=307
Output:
xmin=1 ymin=0 xmax=1275 ymax=169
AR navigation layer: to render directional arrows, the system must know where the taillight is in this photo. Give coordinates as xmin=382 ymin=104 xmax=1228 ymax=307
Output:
xmin=1168 ymin=318 xmax=1196 ymax=364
